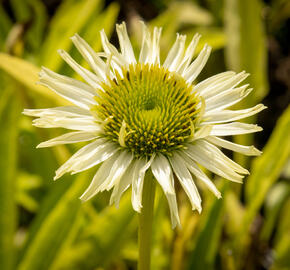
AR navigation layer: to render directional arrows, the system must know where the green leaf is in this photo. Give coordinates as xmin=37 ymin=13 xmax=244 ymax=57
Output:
xmin=260 ymin=182 xmax=290 ymax=242
xmin=182 ymin=27 xmax=226 ymax=55
xmin=17 ymin=173 xmax=91 ymax=270
xmin=224 ymin=0 xmax=269 ymax=103
xmin=236 ymin=105 xmax=290 ymax=242
xmin=52 ymin=192 xmax=136 ymax=269
xmin=270 ymin=199 xmax=290 ymax=270
xmin=40 ymin=0 xmax=103 ymax=70
xmin=186 ymin=183 xmax=226 ymax=270
xmin=0 ymin=88 xmax=20 ymax=270
xmin=0 ymin=53 xmax=69 ymax=104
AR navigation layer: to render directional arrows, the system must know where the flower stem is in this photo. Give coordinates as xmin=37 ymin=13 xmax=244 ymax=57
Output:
xmin=138 ymin=171 xmax=156 ymax=270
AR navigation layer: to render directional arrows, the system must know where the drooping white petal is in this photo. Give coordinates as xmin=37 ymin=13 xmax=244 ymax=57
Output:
xmin=58 ymin=49 xmax=101 ymax=89
xmin=70 ymin=143 xmax=119 ymax=174
xmin=116 ymin=22 xmax=136 ymax=64
xmin=183 ymin=44 xmax=211 ymax=83
xmin=169 ymin=153 xmax=202 ymax=212
xmin=109 ymin=161 xmax=135 ymax=207
xmin=54 ymin=139 xmax=107 ymax=179
xmin=196 ymin=71 xmax=249 ymax=99
xmin=166 ymin=191 xmax=181 ymax=228
xmin=32 ymin=116 xmax=101 ymax=131
xmin=185 ymin=142 xmax=244 ymax=183
xmin=23 ymin=106 xmax=91 ymax=118
xmin=80 ymin=152 xmax=120 ymax=201
xmin=40 ymin=67 xmax=97 ymax=95
xmin=132 ymin=155 xmax=155 ymax=212
xmin=151 ymin=154 xmax=180 ymax=228
xmin=71 ymin=34 xmax=108 ymax=81
xmin=194 ymin=140 xmax=249 ymax=175
xmin=163 ymin=34 xmax=186 ymax=71
xmin=37 ymin=131 xmax=99 ymax=148
xmin=203 ymin=104 xmax=267 ymax=124
xmin=151 ymin=154 xmax=175 ymax=194
xmin=194 ymin=71 xmax=235 ymax=93
xmin=177 ymin=33 xmax=201 ymax=74
xmin=98 ymin=150 xmax=134 ymax=192
xmin=204 ymin=85 xmax=252 ymax=112
xmin=179 ymin=151 xmax=221 ymax=198
xmin=38 ymin=68 xmax=97 ymax=110
xmin=206 ymin=136 xmax=262 ymax=156
xmin=210 ymin=122 xmax=263 ymax=136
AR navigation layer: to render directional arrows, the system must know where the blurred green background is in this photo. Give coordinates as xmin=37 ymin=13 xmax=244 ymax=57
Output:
xmin=0 ymin=0 xmax=289 ymax=269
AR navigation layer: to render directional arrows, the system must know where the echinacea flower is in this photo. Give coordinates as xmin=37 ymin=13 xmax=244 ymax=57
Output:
xmin=24 ymin=22 xmax=265 ymax=228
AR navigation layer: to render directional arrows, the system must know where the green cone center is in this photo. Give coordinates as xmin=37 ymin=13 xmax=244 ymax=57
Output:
xmin=93 ymin=63 xmax=200 ymax=158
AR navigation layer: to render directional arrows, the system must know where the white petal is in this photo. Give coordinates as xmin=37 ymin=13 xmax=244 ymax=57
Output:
xmin=206 ymin=136 xmax=262 ymax=156
xmin=177 ymin=33 xmax=201 ymax=74
xmin=205 ymin=85 xmax=252 ymax=112
xmin=210 ymin=122 xmax=263 ymax=136
xmin=151 ymin=154 xmax=180 ymax=228
xmin=37 ymin=131 xmax=99 ymax=148
xmin=185 ymin=142 xmax=244 ymax=183
xmin=194 ymin=71 xmax=235 ymax=93
xmin=191 ymin=125 xmax=213 ymax=141
xmin=54 ymin=139 xmax=107 ymax=179
xmin=150 ymin=26 xmax=162 ymax=65
xmin=163 ymin=34 xmax=186 ymax=72
xmin=71 ymin=143 xmax=119 ymax=174
xmin=116 ymin=22 xmax=136 ymax=64
xmin=80 ymin=152 xmax=119 ymax=201
xmin=139 ymin=22 xmax=151 ymax=64
xmin=166 ymin=191 xmax=181 ymax=229
xmin=109 ymin=161 xmax=135 ymax=207
xmin=197 ymin=71 xmax=249 ymax=99
xmin=151 ymin=154 xmax=175 ymax=194
xmin=203 ymin=104 xmax=267 ymax=124
xmin=71 ymin=34 xmax=108 ymax=81
xmin=40 ymin=67 xmax=97 ymax=94
xmin=58 ymin=49 xmax=101 ymax=89
xmin=132 ymin=155 xmax=155 ymax=212
xmin=194 ymin=140 xmax=249 ymax=175
xmin=183 ymin=44 xmax=211 ymax=83
xmin=32 ymin=116 xmax=101 ymax=131
xmin=98 ymin=150 xmax=134 ymax=192
xmin=139 ymin=22 xmax=162 ymax=65
xmin=169 ymin=153 xmax=202 ymax=212
xmin=179 ymin=151 xmax=221 ymax=198
xmin=23 ymin=106 xmax=91 ymax=118
xmin=100 ymin=29 xmax=125 ymax=67
xmin=38 ymin=68 xmax=97 ymax=110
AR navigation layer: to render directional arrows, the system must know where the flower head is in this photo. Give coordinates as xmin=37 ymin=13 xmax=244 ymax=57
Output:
xmin=24 ymin=22 xmax=265 ymax=227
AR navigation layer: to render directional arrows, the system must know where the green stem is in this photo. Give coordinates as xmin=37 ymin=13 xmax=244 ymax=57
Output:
xmin=138 ymin=171 xmax=156 ymax=270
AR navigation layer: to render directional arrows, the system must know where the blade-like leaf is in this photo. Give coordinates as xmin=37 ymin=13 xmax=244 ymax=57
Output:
xmin=224 ymin=0 xmax=268 ymax=103
xmin=0 ymin=53 xmax=69 ymax=104
xmin=17 ymin=173 xmax=90 ymax=270
xmin=187 ymin=183 xmax=226 ymax=270
xmin=40 ymin=0 xmax=103 ymax=70
xmin=0 ymin=88 xmax=20 ymax=270
xmin=235 ymin=105 xmax=290 ymax=245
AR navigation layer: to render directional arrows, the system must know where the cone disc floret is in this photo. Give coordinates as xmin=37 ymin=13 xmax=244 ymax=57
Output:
xmin=94 ymin=63 xmax=200 ymax=158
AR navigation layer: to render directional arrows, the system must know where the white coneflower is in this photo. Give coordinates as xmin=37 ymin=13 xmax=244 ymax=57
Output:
xmin=24 ymin=22 xmax=265 ymax=228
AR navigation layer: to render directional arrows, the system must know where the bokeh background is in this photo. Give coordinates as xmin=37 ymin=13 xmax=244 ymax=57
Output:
xmin=0 ymin=0 xmax=289 ymax=269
